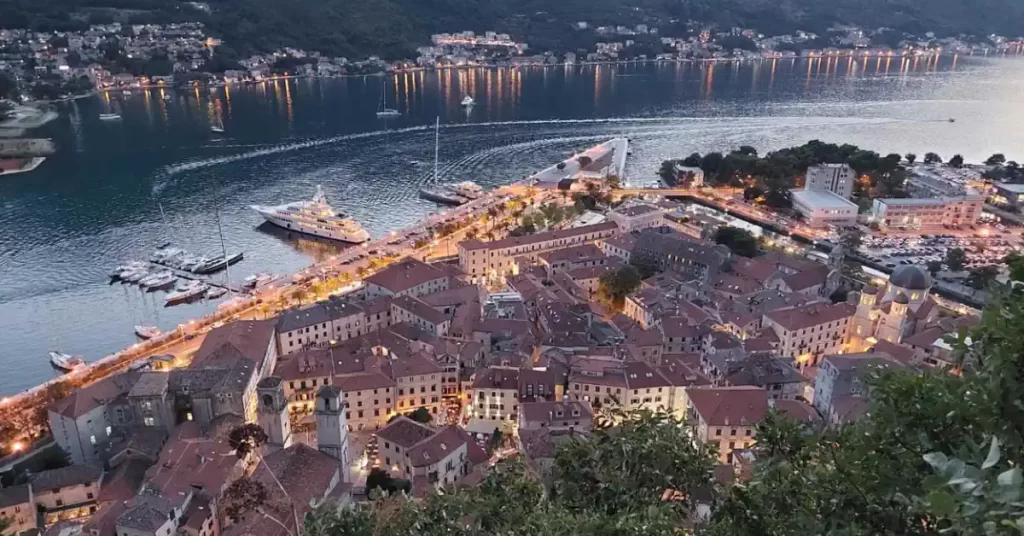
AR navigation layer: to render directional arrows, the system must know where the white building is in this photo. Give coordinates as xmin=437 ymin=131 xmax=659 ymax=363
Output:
xmin=762 ymin=302 xmax=856 ymax=367
xmin=805 ymin=163 xmax=855 ymax=199
xmin=671 ymin=165 xmax=705 ymax=188
xmin=869 ymin=193 xmax=984 ymax=230
xmin=791 ymin=189 xmax=859 ymax=227
xmin=607 ymin=203 xmax=665 ymax=232
xmin=375 ymin=417 xmax=475 ymax=489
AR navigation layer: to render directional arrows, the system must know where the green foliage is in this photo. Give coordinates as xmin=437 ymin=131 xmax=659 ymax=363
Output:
xmin=223 ymin=477 xmax=270 ymax=523
xmin=365 ymin=467 xmax=411 ymax=497
xmin=303 ymin=411 xmax=716 ymax=535
xmin=714 ymin=226 xmax=759 ymax=258
xmin=986 ymin=154 xmax=1007 ymax=166
xmin=408 ymin=407 xmax=432 ymax=424
xmin=966 ymin=265 xmax=999 ymax=290
xmin=945 ymin=247 xmax=966 ymax=272
xmin=948 ymin=154 xmax=965 ymax=168
xmin=629 ymin=254 xmax=661 ymax=279
xmin=924 ymin=152 xmax=943 ymax=164
xmin=598 ymin=264 xmax=642 ymax=308
xmin=228 ymin=423 xmax=269 ymax=458
xmin=927 ymin=260 xmax=943 ymax=275
xmin=905 ymin=153 xmax=918 ymax=165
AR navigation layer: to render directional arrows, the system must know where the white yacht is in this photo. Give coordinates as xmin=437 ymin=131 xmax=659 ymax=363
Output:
xmin=250 ymin=186 xmax=371 ymax=243
xmin=448 ymin=181 xmax=485 ymax=200
xmin=49 ymin=351 xmax=85 ymax=373
xmin=461 ymin=96 xmax=475 ymax=107
xmin=134 ymin=325 xmax=161 ymax=339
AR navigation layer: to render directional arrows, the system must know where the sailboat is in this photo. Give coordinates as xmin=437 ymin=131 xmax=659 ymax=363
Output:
xmin=418 ymin=117 xmax=464 ymax=206
xmin=376 ymin=82 xmax=400 ymax=118
xmin=211 ymin=115 xmax=225 ymax=134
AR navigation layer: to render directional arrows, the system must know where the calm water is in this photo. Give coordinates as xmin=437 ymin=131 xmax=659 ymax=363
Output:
xmin=1 ymin=56 xmax=1022 ymax=394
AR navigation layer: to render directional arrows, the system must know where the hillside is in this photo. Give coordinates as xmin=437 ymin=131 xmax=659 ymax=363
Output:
xmin=1 ymin=0 xmax=1022 ymax=59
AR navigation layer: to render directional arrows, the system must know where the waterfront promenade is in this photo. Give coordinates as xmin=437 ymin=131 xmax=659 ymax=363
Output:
xmin=0 ymin=137 xmax=630 ymax=430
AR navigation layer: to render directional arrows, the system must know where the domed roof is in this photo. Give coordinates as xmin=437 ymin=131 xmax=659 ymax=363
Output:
xmin=889 ymin=265 xmax=932 ymax=291
xmin=894 ymin=292 xmax=910 ymax=305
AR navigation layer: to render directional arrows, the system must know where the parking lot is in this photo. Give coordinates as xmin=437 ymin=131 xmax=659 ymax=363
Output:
xmin=861 ymin=231 xmax=1019 ymax=271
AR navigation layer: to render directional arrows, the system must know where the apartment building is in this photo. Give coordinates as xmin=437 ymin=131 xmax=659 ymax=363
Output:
xmin=517 ymin=401 xmax=594 ymax=433
xmin=363 ymin=258 xmax=452 ymax=299
xmin=376 ymin=418 xmax=474 ymax=489
xmin=762 ymin=302 xmax=856 ymax=367
xmin=685 ymin=386 xmax=767 ymax=463
xmin=32 ymin=465 xmax=103 ymax=526
xmin=275 ymin=298 xmax=366 ymax=353
xmin=607 ymin=203 xmax=665 ymax=232
xmin=390 ymin=296 xmax=451 ymax=337
xmin=805 ymin=163 xmax=855 ymax=199
xmin=630 ymin=229 xmax=730 ymax=284
xmin=468 ymin=367 xmax=560 ymax=424
xmin=870 ymin=193 xmax=985 ymax=230
xmin=458 ymin=222 xmax=618 ymax=284
xmin=0 ymin=485 xmax=35 ymax=535
xmin=537 ymin=244 xmax=611 ymax=276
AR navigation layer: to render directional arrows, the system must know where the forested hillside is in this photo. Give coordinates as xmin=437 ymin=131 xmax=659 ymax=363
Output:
xmin=2 ymin=0 xmax=1022 ymax=59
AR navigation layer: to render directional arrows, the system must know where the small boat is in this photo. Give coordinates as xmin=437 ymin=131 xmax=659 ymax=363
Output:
xmin=211 ymin=126 xmax=225 ymax=134
xmin=205 ymin=287 xmax=228 ymax=299
xmin=410 ymin=160 xmax=423 ymax=166
xmin=163 ymin=94 xmax=172 ymax=101
xmin=141 ymin=272 xmax=176 ymax=291
xmin=124 ymin=269 xmax=151 ymax=283
xmin=179 ymin=255 xmax=206 ymax=272
xmin=165 ymin=281 xmax=209 ymax=306
xmin=376 ymin=83 xmax=401 ymax=118
xmin=461 ymin=96 xmax=475 ymax=107
xmin=121 ymin=90 xmax=132 ymax=96
xmin=49 ymin=351 xmax=85 ymax=373
xmin=99 ymin=113 xmax=122 ymax=121
xmin=134 ymin=325 xmax=161 ymax=339
xmin=948 ymin=118 xmax=956 ymax=123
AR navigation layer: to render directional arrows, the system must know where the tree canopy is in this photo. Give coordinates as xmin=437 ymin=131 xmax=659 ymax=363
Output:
xmin=714 ymin=226 xmax=759 ymax=258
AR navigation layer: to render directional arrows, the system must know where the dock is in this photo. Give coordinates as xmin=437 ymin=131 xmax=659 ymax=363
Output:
xmin=148 ymin=262 xmax=246 ymax=294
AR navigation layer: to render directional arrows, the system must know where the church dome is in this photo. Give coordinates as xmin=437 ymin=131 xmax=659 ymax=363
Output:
xmin=889 ymin=265 xmax=932 ymax=291
xmin=894 ymin=291 xmax=910 ymax=305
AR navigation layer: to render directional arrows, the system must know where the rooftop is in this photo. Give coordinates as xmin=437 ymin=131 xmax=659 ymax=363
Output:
xmin=468 ymin=222 xmax=618 ymax=251
xmin=791 ymin=189 xmax=859 ymax=210
xmin=376 ymin=416 xmax=436 ymax=448
xmin=686 ymin=386 xmax=769 ymax=427
xmin=31 ymin=463 xmax=102 ymax=490
xmin=364 ymin=258 xmax=446 ymax=294
xmin=765 ymin=302 xmax=856 ymax=331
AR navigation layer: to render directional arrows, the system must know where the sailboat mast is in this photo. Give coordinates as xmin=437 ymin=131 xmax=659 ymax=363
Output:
xmin=433 ymin=116 xmax=439 ymax=183
xmin=215 ymin=207 xmax=231 ymax=297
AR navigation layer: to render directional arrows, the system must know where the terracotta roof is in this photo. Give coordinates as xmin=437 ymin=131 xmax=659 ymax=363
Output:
xmin=731 ymin=257 xmax=779 ymax=283
xmin=49 ymin=371 xmax=140 ymax=419
xmin=376 ymin=416 xmax=436 ymax=448
xmin=144 ymin=417 xmax=242 ymax=497
xmin=334 ymin=372 xmax=395 ymax=392
xmin=613 ymin=203 xmax=662 ymax=217
xmin=686 ymin=386 xmax=770 ymax=426
xmin=600 ymin=233 xmax=637 ymax=251
xmin=538 ymin=244 xmax=607 ymax=265
xmin=913 ymin=297 xmax=937 ymax=320
xmin=870 ymin=340 xmax=917 ymax=365
xmin=627 ymin=327 xmax=664 ymax=347
xmin=193 ymin=319 xmax=275 ymax=367
xmin=713 ymin=274 xmax=762 ymax=296
xmin=902 ymin=326 xmax=946 ymax=348
xmin=655 ymin=361 xmax=710 ymax=388
xmin=520 ymin=401 xmax=593 ymax=424
xmin=822 ymin=352 xmax=903 ymax=373
xmin=0 ymin=484 xmax=30 ymax=508
xmin=772 ymin=399 xmax=821 ymax=425
xmin=117 ymin=494 xmax=178 ymax=532
xmin=780 ymin=265 xmax=829 ymax=291
xmin=623 ymin=361 xmax=672 ymax=389
xmin=721 ymin=310 xmax=758 ymax=328
xmin=765 ymin=302 xmax=855 ymax=331
xmin=392 ymin=295 xmax=448 ymax=325
xmin=661 ymin=316 xmax=697 ymax=339
xmin=391 ymin=352 xmax=443 ymax=378
xmin=478 ymin=222 xmax=618 ymax=251
xmin=831 ymin=395 xmax=870 ymax=423
xmin=406 ymin=425 xmax=467 ymax=467
xmin=364 ymin=258 xmax=446 ymax=294
xmin=472 ymin=367 xmax=520 ymax=390
xmin=243 ymin=443 xmax=346 ymax=536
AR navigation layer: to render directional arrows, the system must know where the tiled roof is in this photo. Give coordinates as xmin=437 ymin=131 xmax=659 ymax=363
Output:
xmin=0 ymin=484 xmax=30 ymax=508
xmin=376 ymin=416 xmax=436 ymax=448
xmin=117 ymin=493 xmax=177 ymax=532
xmin=613 ymin=203 xmax=662 ymax=217
xmin=765 ymin=302 xmax=855 ymax=331
xmin=623 ymin=361 xmax=672 ymax=389
xmin=475 ymin=222 xmax=618 ymax=251
xmin=392 ymin=295 xmax=448 ymax=325
xmin=32 ymin=464 xmax=102 ymax=490
xmin=902 ymin=326 xmax=946 ymax=348
xmin=686 ymin=386 xmax=770 ymax=427
xmin=334 ymin=372 xmax=395 ymax=392
xmin=724 ymin=354 xmax=806 ymax=387
xmin=538 ymin=244 xmax=607 ymax=265
xmin=772 ymin=399 xmax=821 ymax=425
xmin=780 ymin=265 xmax=829 ymax=291
xmin=870 ymin=340 xmax=917 ymax=365
xmin=49 ymin=371 xmax=140 ymax=419
xmin=193 ymin=319 xmax=275 ymax=367
xmin=364 ymin=258 xmax=446 ymax=294
xmin=276 ymin=302 xmax=333 ymax=333
xmin=520 ymin=401 xmax=593 ymax=424
xmin=406 ymin=425 xmax=467 ymax=467
xmin=472 ymin=367 xmax=520 ymax=390
xmin=128 ymin=371 xmax=170 ymax=398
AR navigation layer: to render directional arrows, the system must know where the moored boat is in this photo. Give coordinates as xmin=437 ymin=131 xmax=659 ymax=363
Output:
xmin=49 ymin=351 xmax=85 ymax=373
xmin=250 ymin=186 xmax=370 ymax=243
xmin=419 ymin=188 xmax=466 ymax=206
xmin=165 ymin=281 xmax=209 ymax=306
xmin=134 ymin=325 xmax=161 ymax=339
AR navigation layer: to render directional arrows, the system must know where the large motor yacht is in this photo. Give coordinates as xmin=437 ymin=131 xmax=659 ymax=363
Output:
xmin=250 ymin=185 xmax=371 ymax=243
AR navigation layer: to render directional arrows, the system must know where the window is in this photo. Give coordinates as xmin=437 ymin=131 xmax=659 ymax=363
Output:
xmin=87 ymin=492 xmax=94 ymax=500
xmin=715 ymin=428 xmax=722 ymax=437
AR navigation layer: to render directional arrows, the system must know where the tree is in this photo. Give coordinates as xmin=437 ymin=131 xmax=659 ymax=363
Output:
xmin=828 ymin=289 xmax=849 ymax=303
xmin=681 ymin=152 xmax=703 ymax=167
xmin=364 ymin=467 xmax=411 ymax=496
xmin=927 ymin=260 xmax=943 ymax=275
xmin=966 ymin=265 xmax=999 ymax=290
xmin=556 ymin=162 xmax=566 ymax=171
xmin=408 ymin=407 xmax=432 ymax=424
xmin=948 ymin=154 xmax=965 ymax=168
xmin=577 ymin=155 xmax=593 ymax=169
xmin=986 ymin=153 xmax=1006 ymax=166
xmin=629 ymin=254 xmax=660 ymax=279
xmin=924 ymin=152 xmax=943 ymax=164
xmin=715 ymin=226 xmax=759 ymax=258
xmin=490 ymin=427 xmax=504 ymax=450
xmin=228 ymin=423 xmax=269 ymax=458
xmin=945 ymin=247 xmax=966 ymax=272
xmin=839 ymin=228 xmax=864 ymax=251
xmin=222 ymin=477 xmax=270 ymax=523
xmin=905 ymin=153 xmax=917 ymax=165
xmin=743 ymin=185 xmax=765 ymax=201
xmin=597 ymin=265 xmax=642 ymax=309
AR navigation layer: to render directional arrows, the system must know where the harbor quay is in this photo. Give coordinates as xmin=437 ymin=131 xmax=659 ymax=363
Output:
xmin=0 ymin=137 xmax=630 ymax=429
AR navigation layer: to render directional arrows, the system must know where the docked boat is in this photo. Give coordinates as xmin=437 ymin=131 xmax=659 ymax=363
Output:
xmin=124 ymin=268 xmax=152 ymax=283
xmin=165 ymin=281 xmax=209 ymax=306
xmin=49 ymin=351 xmax=85 ymax=373
xmin=134 ymin=325 xmax=161 ymax=339
xmin=250 ymin=186 xmax=371 ymax=243
xmin=447 ymin=181 xmax=484 ymax=200
xmin=99 ymin=113 xmax=122 ymax=121
xmin=205 ymin=287 xmax=228 ymax=299
xmin=461 ymin=96 xmax=475 ymax=107
xmin=418 ymin=188 xmax=466 ymax=206
xmin=192 ymin=252 xmax=243 ymax=275
xmin=140 ymin=272 xmax=176 ymax=291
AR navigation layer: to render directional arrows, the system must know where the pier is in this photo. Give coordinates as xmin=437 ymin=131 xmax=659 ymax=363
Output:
xmin=148 ymin=261 xmax=246 ymax=294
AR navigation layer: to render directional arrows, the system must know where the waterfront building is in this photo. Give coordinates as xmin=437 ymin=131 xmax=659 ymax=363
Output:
xmin=275 ymin=298 xmax=366 ymax=353
xmin=458 ymin=222 xmax=618 ymax=285
xmin=761 ymin=301 xmax=856 ymax=367
xmin=804 ymin=163 xmax=855 ymax=199
xmin=363 ymin=258 xmax=452 ymax=299
xmin=671 ymin=165 xmax=705 ymax=188
xmin=790 ymin=189 xmax=859 ymax=227
xmin=607 ymin=203 xmax=665 ymax=233
xmin=869 ymin=193 xmax=984 ymax=229
xmin=48 ymin=373 xmax=141 ymax=466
